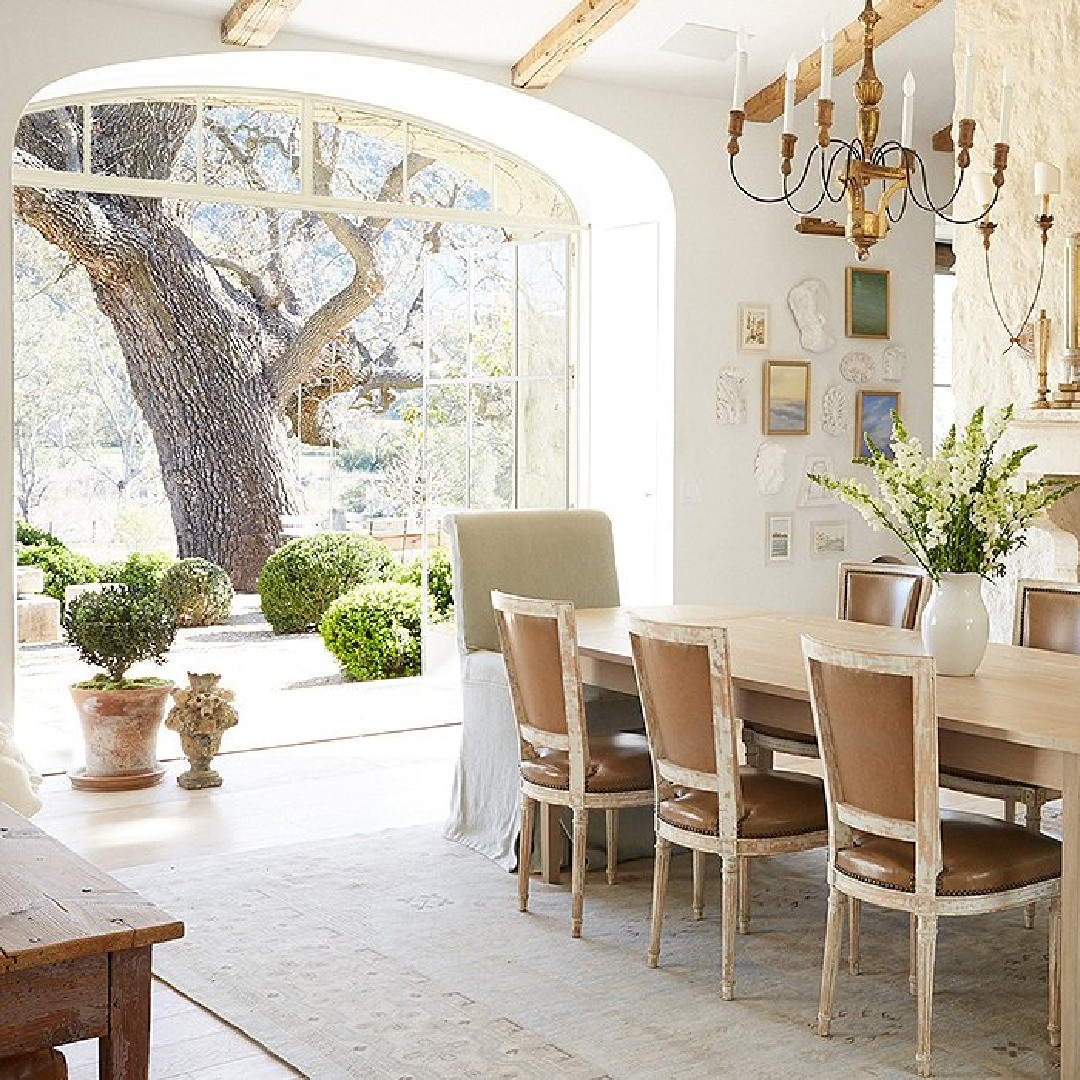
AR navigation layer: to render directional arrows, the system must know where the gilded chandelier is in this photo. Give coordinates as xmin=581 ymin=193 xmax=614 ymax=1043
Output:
xmin=725 ymin=0 xmax=1011 ymax=260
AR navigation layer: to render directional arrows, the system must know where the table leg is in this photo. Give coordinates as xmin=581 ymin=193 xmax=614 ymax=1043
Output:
xmin=540 ymin=804 xmax=562 ymax=884
xmin=99 ymin=948 xmax=152 ymax=1080
xmin=1062 ymin=754 xmax=1080 ymax=1080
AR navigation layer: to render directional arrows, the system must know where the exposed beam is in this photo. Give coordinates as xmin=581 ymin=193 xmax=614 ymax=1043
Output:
xmin=744 ymin=0 xmax=943 ymax=123
xmin=512 ymin=0 xmax=640 ymax=90
xmin=221 ymin=0 xmax=301 ymax=48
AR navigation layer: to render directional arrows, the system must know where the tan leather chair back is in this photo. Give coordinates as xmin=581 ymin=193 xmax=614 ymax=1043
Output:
xmin=838 ymin=562 xmax=929 ymax=630
xmin=803 ymin=637 xmax=941 ymax=897
xmin=629 ymin=616 xmax=741 ymax=835
xmin=1014 ymin=579 xmax=1080 ymax=655
xmin=447 ymin=510 xmax=621 ymax=654
xmin=495 ymin=607 xmax=569 ymax=738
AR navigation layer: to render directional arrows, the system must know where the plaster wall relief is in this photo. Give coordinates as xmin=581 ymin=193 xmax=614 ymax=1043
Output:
xmin=821 ymin=385 xmax=851 ymax=436
xmin=754 ymin=441 xmax=787 ymax=495
xmin=715 ymin=366 xmax=747 ymax=425
xmin=840 ymin=351 xmax=874 ymax=382
xmin=787 ymin=278 xmax=835 ymax=353
xmin=882 ymin=346 xmax=906 ymax=381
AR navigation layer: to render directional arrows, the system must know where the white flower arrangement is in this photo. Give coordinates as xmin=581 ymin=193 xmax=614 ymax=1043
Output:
xmin=808 ymin=404 xmax=1075 ymax=581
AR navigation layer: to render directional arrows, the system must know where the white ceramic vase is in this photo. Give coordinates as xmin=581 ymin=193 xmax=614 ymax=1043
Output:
xmin=920 ymin=572 xmax=990 ymax=677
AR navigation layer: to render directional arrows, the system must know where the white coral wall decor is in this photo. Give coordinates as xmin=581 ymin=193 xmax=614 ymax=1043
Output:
xmin=787 ymin=279 xmax=835 ymax=353
xmin=821 ymin=385 xmax=850 ymax=437
xmin=840 ymin=351 xmax=874 ymax=382
xmin=755 ymin=440 xmax=788 ymax=495
xmin=882 ymin=345 xmax=906 ymax=381
xmin=715 ymin=366 xmax=747 ymax=425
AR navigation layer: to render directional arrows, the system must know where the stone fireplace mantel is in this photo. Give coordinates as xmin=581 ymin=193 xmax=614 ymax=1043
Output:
xmin=1006 ymin=410 xmax=1080 ymax=478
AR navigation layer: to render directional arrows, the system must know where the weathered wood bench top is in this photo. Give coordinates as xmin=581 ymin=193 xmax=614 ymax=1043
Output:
xmin=0 ymin=803 xmax=184 ymax=975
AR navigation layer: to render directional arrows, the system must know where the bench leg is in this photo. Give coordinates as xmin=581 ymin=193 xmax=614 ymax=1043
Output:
xmin=100 ymin=947 xmax=152 ymax=1080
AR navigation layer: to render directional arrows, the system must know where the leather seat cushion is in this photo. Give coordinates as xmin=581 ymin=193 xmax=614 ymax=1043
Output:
xmin=520 ymin=732 xmax=652 ymax=793
xmin=657 ymin=769 xmax=826 ymax=839
xmin=743 ymin=721 xmax=817 ymax=746
xmin=835 ymin=809 xmax=1062 ymax=895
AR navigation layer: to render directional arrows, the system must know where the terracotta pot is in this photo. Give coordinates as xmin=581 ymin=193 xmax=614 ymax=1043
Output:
xmin=68 ymin=683 xmax=173 ymax=791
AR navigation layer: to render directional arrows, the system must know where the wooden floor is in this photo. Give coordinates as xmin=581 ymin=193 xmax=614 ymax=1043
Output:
xmin=32 ymin=725 xmax=463 ymax=1080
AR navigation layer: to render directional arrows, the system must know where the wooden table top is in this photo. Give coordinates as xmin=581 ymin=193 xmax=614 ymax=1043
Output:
xmin=0 ymin=803 xmax=184 ymax=974
xmin=577 ymin=606 xmax=1080 ymax=756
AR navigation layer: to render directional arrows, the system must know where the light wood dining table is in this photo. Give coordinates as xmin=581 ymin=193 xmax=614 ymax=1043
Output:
xmin=575 ymin=604 xmax=1080 ymax=1078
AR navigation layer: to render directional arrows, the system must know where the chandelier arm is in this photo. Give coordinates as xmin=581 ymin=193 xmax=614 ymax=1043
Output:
xmin=901 ymin=150 xmax=1000 ymax=225
xmin=821 ymin=142 xmax=860 ymax=205
xmin=885 ymin=183 xmax=910 ymax=224
xmin=781 ymin=144 xmax=830 ymax=215
xmin=728 ymin=154 xmax=806 ymax=206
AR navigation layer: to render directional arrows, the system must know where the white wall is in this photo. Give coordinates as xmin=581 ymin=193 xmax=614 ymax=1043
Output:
xmin=1 ymin=0 xmax=939 ymax=755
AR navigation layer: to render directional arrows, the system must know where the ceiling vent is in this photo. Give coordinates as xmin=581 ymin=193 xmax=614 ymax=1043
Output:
xmin=660 ymin=23 xmax=738 ymax=63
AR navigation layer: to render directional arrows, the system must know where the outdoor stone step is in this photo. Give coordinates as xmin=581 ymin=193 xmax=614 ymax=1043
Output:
xmin=17 ymin=596 xmax=61 ymax=644
xmin=16 ymin=566 xmax=45 ymax=597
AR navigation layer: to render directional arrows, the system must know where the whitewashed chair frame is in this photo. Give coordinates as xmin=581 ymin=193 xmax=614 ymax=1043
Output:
xmin=802 ymin=636 xmax=1061 ymax=1078
xmin=630 ymin=615 xmax=828 ymax=1000
xmin=492 ymin=591 xmax=653 ymax=939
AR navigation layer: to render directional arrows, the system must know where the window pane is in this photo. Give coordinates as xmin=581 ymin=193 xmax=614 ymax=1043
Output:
xmin=313 ymin=105 xmax=405 ymax=201
xmin=518 ymin=240 xmax=568 ymax=377
xmin=16 ymin=107 xmax=84 ymax=173
xmin=469 ymin=382 xmax=514 ymax=508
xmin=426 ymin=251 xmax=469 ymax=380
xmin=408 ymin=127 xmax=492 ymax=211
xmin=494 ymin=153 xmax=573 ymax=221
xmin=933 ymin=385 xmax=955 ymax=449
xmin=426 ymin=384 xmax=467 ymax=510
xmin=518 ymin=378 xmax=567 ymax=508
xmin=89 ymin=101 xmax=198 ymax=182
xmin=471 ymin=247 xmax=515 ymax=377
xmin=933 ymin=273 xmax=955 ymax=385
xmin=203 ymin=102 xmax=301 ymax=193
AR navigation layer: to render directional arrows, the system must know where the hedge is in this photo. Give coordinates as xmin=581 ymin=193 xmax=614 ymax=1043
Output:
xmin=159 ymin=557 xmax=234 ymax=627
xmin=319 ymin=581 xmax=423 ymax=681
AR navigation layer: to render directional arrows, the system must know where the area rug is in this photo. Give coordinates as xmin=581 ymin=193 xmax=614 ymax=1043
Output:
xmin=120 ymin=827 xmax=1059 ymax=1079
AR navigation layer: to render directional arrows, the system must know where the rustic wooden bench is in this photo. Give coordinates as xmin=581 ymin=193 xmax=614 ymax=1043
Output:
xmin=0 ymin=803 xmax=184 ymax=1079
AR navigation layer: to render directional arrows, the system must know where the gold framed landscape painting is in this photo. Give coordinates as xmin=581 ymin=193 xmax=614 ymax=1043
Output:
xmin=854 ymin=389 xmax=901 ymax=461
xmin=763 ymin=359 xmax=811 ymax=435
xmin=846 ymin=266 xmax=890 ymax=339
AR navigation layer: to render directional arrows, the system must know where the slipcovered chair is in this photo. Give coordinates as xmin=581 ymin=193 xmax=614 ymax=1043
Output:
xmin=443 ymin=509 xmax=648 ymax=872
xmin=803 ymin=636 xmax=1061 ymax=1078
xmin=493 ymin=592 xmax=653 ymax=937
xmin=630 ymin=614 xmax=828 ymax=999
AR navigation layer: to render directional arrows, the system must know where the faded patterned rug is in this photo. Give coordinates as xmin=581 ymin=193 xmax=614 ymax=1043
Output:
xmin=121 ymin=826 xmax=1059 ymax=1079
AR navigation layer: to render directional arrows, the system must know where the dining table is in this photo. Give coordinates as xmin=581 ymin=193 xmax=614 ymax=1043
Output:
xmin=575 ymin=604 xmax=1080 ymax=1079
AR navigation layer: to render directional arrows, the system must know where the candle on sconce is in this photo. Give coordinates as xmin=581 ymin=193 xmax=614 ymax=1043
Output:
xmin=961 ymin=34 xmax=977 ymax=117
xmin=732 ymin=30 xmax=748 ymax=112
xmin=900 ymin=71 xmax=915 ymax=148
xmin=998 ymin=65 xmax=1013 ymax=144
xmin=972 ymin=170 xmax=996 ymax=209
xmin=783 ymin=53 xmax=798 ymax=134
xmin=820 ymin=22 xmax=834 ymax=101
xmin=1035 ymin=161 xmax=1061 ymax=197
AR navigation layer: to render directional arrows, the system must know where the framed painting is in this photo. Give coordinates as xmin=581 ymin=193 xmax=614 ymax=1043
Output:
xmin=810 ymin=520 xmax=849 ymax=557
xmin=766 ymin=514 xmax=793 ymax=563
xmin=846 ymin=266 xmax=890 ymax=339
xmin=854 ymin=389 xmax=901 ymax=461
xmin=798 ymin=453 xmax=838 ymax=507
xmin=738 ymin=303 xmax=769 ymax=351
xmin=762 ymin=360 xmax=811 ymax=435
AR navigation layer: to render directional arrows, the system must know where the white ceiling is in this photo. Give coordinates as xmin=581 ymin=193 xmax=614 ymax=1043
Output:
xmin=105 ymin=0 xmax=957 ymax=127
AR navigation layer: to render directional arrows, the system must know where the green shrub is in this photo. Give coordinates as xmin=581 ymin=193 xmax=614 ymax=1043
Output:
xmin=319 ymin=581 xmax=423 ymax=681
xmin=16 ymin=520 xmax=64 ymax=548
xmin=257 ymin=533 xmax=396 ymax=634
xmin=17 ymin=543 xmax=98 ymax=605
xmin=159 ymin=557 xmax=234 ymax=627
xmin=99 ymin=551 xmax=173 ymax=594
xmin=395 ymin=548 xmax=454 ymax=621
xmin=63 ymin=585 xmax=177 ymax=685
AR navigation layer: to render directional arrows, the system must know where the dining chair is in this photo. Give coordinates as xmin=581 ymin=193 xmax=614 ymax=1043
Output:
xmin=742 ymin=561 xmax=929 ymax=768
xmin=629 ymin=614 xmax=828 ymax=999
xmin=802 ymin=635 xmax=1061 ymax=1078
xmin=491 ymin=590 xmax=653 ymax=939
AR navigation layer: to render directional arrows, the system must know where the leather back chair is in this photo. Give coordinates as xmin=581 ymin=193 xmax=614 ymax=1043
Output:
xmin=630 ymin=615 xmax=827 ymax=1000
xmin=837 ymin=562 xmax=929 ymax=630
xmin=1014 ymin=578 xmax=1080 ymax=654
xmin=493 ymin=592 xmax=652 ymax=938
xmin=802 ymin=635 xmax=1061 ymax=1078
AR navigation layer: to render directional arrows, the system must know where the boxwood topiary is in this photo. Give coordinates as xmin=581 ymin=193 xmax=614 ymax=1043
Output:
xmin=99 ymin=551 xmax=174 ymax=595
xmin=62 ymin=584 xmax=177 ymax=686
xmin=395 ymin=548 xmax=454 ymax=621
xmin=17 ymin=543 xmax=98 ymax=606
xmin=159 ymin=557 xmax=234 ymax=627
xmin=319 ymin=581 xmax=423 ymax=681
xmin=257 ymin=533 xmax=396 ymax=634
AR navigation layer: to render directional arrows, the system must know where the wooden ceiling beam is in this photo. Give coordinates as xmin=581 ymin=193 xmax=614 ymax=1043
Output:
xmin=743 ymin=0 xmax=943 ymax=123
xmin=512 ymin=0 xmax=640 ymax=90
xmin=221 ymin=0 xmax=302 ymax=48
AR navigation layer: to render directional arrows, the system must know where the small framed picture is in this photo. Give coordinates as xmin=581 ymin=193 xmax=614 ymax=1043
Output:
xmin=854 ymin=389 xmax=901 ymax=461
xmin=762 ymin=359 xmax=811 ymax=436
xmin=738 ymin=303 xmax=770 ymax=351
xmin=798 ymin=453 xmax=838 ymax=507
xmin=846 ymin=266 xmax=890 ymax=339
xmin=810 ymin=520 xmax=849 ymax=557
xmin=766 ymin=514 xmax=793 ymax=563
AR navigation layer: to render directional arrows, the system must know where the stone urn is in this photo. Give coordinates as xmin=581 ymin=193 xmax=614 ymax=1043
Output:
xmin=69 ymin=682 xmax=172 ymax=791
xmin=165 ymin=673 xmax=239 ymax=789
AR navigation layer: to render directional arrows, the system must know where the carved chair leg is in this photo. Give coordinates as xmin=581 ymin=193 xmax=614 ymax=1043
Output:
xmin=518 ymin=794 xmax=536 ymax=913
xmin=1050 ymin=894 xmax=1061 ymax=1048
xmin=914 ymin=913 xmax=938 ymax=1079
xmin=909 ymin=912 xmax=917 ymax=996
xmin=721 ymin=854 xmax=738 ymax=1000
xmin=847 ymin=896 xmax=861 ymax=975
xmin=605 ymin=809 xmax=619 ymax=886
xmin=570 ymin=806 xmax=588 ymax=939
xmin=817 ymin=887 xmax=845 ymax=1037
xmin=692 ymin=849 xmax=705 ymax=920
xmin=1023 ymin=790 xmax=1045 ymax=929
xmin=648 ymin=836 xmax=672 ymax=968
xmin=738 ymin=856 xmax=751 ymax=934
